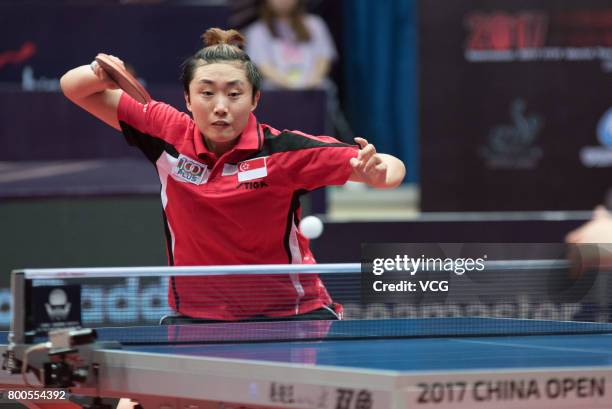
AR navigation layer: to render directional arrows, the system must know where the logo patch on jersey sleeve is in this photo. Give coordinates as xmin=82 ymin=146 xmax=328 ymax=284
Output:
xmin=172 ymin=155 xmax=209 ymax=185
xmin=237 ymin=157 xmax=267 ymax=182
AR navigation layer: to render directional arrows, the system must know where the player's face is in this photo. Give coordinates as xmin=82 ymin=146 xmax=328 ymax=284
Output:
xmin=186 ymin=63 xmax=259 ymax=153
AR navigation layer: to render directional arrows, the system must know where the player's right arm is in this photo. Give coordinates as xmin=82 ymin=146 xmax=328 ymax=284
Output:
xmin=60 ymin=60 xmax=122 ymax=131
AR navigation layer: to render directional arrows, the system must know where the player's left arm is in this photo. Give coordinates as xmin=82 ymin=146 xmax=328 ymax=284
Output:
xmin=348 ymin=137 xmax=406 ymax=188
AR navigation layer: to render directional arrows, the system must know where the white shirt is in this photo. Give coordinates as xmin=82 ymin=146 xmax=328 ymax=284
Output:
xmin=245 ymin=14 xmax=337 ymax=88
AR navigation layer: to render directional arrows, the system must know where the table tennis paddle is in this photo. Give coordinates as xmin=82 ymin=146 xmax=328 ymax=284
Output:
xmin=95 ymin=53 xmax=151 ymax=104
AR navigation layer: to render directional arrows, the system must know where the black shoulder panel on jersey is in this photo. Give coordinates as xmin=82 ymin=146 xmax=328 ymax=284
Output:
xmin=256 ymin=121 xmax=264 ymax=151
xmin=256 ymin=128 xmax=350 ymax=157
xmin=120 ymin=121 xmax=179 ymax=163
xmin=283 ymin=189 xmax=308 ymax=263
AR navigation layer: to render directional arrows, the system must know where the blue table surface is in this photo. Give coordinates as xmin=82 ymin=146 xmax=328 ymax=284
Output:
xmin=127 ymin=334 xmax=612 ymax=372
xmin=5 ymin=318 xmax=612 ymax=373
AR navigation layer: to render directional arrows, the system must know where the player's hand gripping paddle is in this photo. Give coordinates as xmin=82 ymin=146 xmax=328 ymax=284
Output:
xmin=95 ymin=53 xmax=151 ymax=104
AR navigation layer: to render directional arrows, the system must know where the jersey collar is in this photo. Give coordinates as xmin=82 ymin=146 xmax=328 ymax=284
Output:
xmin=195 ymin=113 xmax=262 ymax=161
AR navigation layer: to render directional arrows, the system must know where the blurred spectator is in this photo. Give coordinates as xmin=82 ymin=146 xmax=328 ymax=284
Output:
xmin=244 ymin=0 xmax=336 ymax=90
xmin=244 ymin=0 xmax=354 ymax=141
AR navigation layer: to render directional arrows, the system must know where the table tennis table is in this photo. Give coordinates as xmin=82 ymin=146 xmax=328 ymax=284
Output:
xmin=1 ymin=317 xmax=612 ymax=409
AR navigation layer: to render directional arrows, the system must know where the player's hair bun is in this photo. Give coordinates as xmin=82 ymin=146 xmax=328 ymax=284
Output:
xmin=202 ymin=28 xmax=246 ymax=49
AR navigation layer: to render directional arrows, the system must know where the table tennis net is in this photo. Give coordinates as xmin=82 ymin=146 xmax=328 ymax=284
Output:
xmin=13 ymin=257 xmax=612 ymax=344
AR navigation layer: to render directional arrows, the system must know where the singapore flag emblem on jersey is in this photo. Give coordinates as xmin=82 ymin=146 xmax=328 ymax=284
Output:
xmin=237 ymin=157 xmax=267 ymax=182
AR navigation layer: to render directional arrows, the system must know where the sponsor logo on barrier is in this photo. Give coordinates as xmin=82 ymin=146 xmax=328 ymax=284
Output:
xmin=32 ymin=285 xmax=81 ymax=331
xmin=465 ymin=12 xmax=548 ymax=54
xmin=0 ymin=42 xmax=37 ymax=70
xmin=580 ymin=108 xmax=612 ymax=168
xmin=479 ymin=99 xmax=543 ymax=169
xmin=44 ymin=288 xmax=71 ymax=321
xmin=415 ymin=376 xmax=606 ymax=405
xmin=463 ymin=10 xmax=612 ymax=72
xmin=267 ymin=382 xmax=377 ymax=409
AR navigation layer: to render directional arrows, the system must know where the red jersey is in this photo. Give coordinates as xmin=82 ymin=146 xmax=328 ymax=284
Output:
xmin=117 ymin=93 xmax=358 ymax=320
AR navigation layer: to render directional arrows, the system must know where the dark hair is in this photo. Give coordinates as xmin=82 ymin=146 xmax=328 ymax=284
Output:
xmin=180 ymin=28 xmax=262 ymax=100
xmin=261 ymin=0 xmax=311 ymax=42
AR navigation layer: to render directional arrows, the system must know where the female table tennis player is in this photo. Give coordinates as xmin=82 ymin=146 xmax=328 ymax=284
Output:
xmin=60 ymin=28 xmax=405 ymax=324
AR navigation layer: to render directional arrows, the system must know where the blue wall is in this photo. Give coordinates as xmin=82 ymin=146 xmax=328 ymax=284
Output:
xmin=343 ymin=0 xmax=419 ymax=183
